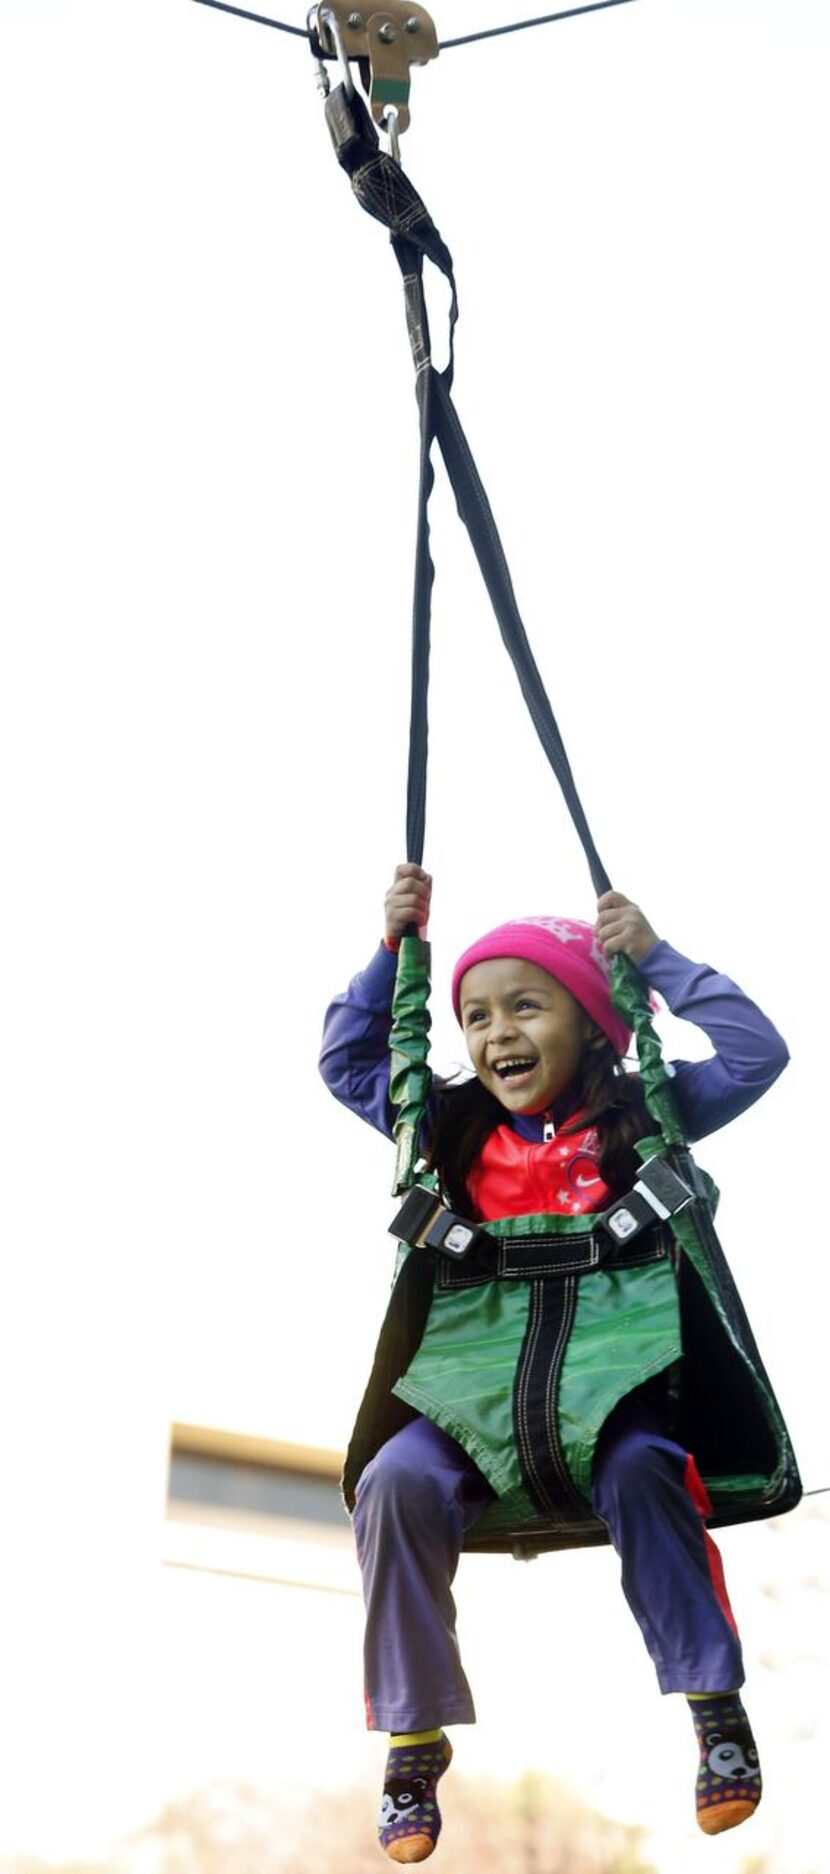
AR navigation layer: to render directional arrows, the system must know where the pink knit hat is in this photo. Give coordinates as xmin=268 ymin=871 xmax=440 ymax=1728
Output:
xmin=451 ymin=916 xmax=631 ymax=1057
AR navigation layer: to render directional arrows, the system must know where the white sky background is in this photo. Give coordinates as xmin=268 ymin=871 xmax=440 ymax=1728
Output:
xmin=1 ymin=0 xmax=829 ymax=1856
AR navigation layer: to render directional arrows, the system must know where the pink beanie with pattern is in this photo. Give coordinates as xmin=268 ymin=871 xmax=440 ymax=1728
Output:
xmin=451 ymin=916 xmax=631 ymax=1058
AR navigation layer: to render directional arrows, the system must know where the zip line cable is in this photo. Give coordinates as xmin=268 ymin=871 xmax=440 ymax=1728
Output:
xmin=190 ymin=0 xmax=640 ymax=53
xmin=440 ymin=0 xmax=639 ymax=52
xmin=191 ymin=0 xmax=306 ymax=35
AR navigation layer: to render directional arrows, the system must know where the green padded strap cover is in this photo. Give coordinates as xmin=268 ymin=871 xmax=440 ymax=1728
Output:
xmin=389 ymin=934 xmax=433 ymax=1194
xmin=610 ymin=951 xmax=686 ymax=1146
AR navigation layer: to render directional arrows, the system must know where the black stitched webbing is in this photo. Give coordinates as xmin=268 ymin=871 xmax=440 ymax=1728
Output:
xmin=325 ymin=85 xmax=611 ymax=898
xmin=514 ymin=1277 xmax=585 ymax=1513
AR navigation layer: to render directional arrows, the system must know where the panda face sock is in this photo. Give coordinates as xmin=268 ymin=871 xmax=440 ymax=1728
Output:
xmin=379 ymin=1731 xmax=453 ymax=1863
xmin=688 ymin=1693 xmax=762 ymax=1835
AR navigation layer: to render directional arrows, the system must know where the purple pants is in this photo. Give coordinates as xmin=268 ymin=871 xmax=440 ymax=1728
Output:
xmin=353 ymin=1404 xmax=744 ymax=1732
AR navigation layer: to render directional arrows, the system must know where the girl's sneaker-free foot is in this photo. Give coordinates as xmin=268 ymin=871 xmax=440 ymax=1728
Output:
xmin=689 ymin=1694 xmax=762 ymax=1836
xmin=378 ymin=1732 xmax=453 ymax=1864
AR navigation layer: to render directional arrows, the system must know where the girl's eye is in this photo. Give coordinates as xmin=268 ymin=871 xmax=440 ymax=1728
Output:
xmin=465 ymin=1010 xmax=487 ymax=1025
xmin=515 ymin=999 xmax=539 ymax=1012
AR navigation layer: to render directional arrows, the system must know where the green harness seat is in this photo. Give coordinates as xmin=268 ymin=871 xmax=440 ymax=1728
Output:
xmin=392 ymin=1209 xmax=683 ymax=1549
xmin=341 ymin=937 xmax=801 ymax=1558
xmin=342 ymin=1178 xmax=799 ymax=1557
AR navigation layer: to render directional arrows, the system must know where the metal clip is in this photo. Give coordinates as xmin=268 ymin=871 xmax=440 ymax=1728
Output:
xmin=308 ymin=0 xmax=438 ymax=134
xmin=385 ymin=102 xmax=401 ymax=164
xmin=314 ymin=4 xmax=355 ymax=96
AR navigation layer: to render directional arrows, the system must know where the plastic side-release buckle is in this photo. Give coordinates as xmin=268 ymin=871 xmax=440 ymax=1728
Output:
xmin=389 ymin=1184 xmax=482 ymax=1261
xmin=598 ymin=1155 xmax=694 ymax=1246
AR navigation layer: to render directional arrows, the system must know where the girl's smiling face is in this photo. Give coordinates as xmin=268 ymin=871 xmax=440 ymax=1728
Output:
xmin=459 ymin=955 xmax=589 ymax=1115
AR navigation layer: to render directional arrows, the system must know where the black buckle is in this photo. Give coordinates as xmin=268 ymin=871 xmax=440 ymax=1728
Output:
xmin=599 ymin=1155 xmax=694 ymax=1246
xmin=389 ymin=1184 xmax=482 ymax=1261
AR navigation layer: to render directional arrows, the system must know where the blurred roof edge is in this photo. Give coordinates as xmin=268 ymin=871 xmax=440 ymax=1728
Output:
xmin=171 ymin=1420 xmax=344 ymax=1478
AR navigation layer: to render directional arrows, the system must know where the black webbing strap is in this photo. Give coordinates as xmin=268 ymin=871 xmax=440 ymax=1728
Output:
xmin=421 ymin=364 xmax=611 ymax=895
xmin=324 ymin=84 xmax=611 ymax=898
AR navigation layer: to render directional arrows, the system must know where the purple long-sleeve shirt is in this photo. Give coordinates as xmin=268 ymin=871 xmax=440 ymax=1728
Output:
xmin=319 ymin=939 xmax=789 ymax=1147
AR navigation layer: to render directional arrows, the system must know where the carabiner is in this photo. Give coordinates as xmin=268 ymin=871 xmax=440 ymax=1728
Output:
xmin=310 ymin=4 xmax=355 ymax=97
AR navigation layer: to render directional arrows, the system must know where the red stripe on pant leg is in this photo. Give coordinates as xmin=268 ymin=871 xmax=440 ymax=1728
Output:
xmin=683 ymin=1455 xmax=740 ymax=1640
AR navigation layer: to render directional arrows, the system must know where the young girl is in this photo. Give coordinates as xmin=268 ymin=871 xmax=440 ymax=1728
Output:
xmin=320 ymin=864 xmax=790 ymax=1864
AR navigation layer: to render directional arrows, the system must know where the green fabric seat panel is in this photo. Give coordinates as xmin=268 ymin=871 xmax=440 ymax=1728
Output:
xmin=393 ymin=1253 xmax=682 ymax=1506
xmin=556 ymin=1259 xmax=682 ymax=1499
xmin=392 ymin=1270 xmax=535 ymax=1500
xmin=391 ymin=1208 xmax=682 ymax=1552
xmin=342 ymin=1189 xmax=801 ymax=1556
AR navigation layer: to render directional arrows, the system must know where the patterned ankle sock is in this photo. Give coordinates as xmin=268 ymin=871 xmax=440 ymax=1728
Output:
xmin=688 ymin=1693 xmax=762 ymax=1835
xmin=378 ymin=1731 xmax=453 ymax=1864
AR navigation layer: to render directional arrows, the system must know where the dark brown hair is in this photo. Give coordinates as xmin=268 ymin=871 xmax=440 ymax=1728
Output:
xmin=426 ymin=1033 xmax=651 ymax=1214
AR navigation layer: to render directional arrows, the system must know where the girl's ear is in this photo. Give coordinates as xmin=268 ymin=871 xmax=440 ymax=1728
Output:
xmin=585 ymin=1023 xmax=607 ymax=1053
